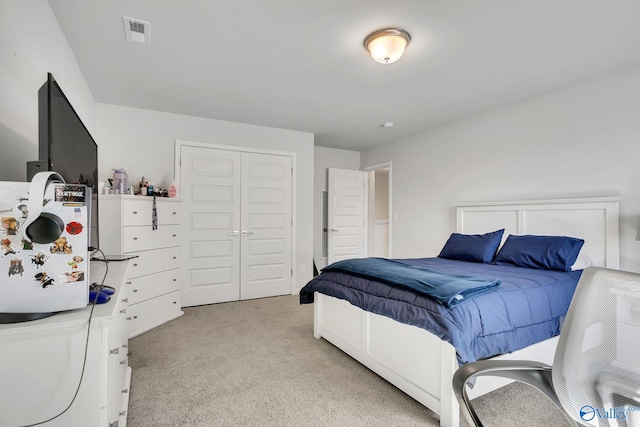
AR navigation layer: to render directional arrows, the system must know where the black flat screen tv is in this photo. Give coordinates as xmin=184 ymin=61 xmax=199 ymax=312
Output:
xmin=36 ymin=73 xmax=99 ymax=248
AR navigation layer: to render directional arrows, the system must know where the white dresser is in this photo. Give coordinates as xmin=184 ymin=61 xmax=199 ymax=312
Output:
xmin=99 ymin=195 xmax=183 ymax=338
xmin=0 ymin=261 xmax=131 ymax=427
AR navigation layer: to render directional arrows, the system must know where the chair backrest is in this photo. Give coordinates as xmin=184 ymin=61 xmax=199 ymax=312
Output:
xmin=552 ymin=266 xmax=640 ymax=427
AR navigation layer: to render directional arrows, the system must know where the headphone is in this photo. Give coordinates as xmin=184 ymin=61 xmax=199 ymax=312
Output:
xmin=22 ymin=171 xmax=66 ymax=244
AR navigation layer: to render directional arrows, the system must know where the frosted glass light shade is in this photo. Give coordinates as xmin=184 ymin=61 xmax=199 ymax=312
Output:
xmin=364 ymin=28 xmax=411 ymax=64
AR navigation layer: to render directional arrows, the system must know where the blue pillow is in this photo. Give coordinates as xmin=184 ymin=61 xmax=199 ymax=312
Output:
xmin=438 ymin=229 xmax=504 ymax=263
xmin=493 ymin=234 xmax=584 ymax=271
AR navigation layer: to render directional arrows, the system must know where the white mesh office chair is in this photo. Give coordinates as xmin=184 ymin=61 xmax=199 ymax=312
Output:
xmin=453 ymin=267 xmax=640 ymax=427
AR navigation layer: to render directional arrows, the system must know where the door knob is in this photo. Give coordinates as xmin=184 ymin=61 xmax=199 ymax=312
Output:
xmin=241 ymin=231 xmax=254 ymax=236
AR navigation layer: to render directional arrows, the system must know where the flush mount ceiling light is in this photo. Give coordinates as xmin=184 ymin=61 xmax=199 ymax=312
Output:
xmin=364 ymin=28 xmax=411 ymax=64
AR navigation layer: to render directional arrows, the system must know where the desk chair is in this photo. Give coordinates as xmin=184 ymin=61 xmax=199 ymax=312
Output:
xmin=453 ymin=266 xmax=640 ymax=427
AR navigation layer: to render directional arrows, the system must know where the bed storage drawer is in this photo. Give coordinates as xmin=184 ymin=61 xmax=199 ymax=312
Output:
xmin=367 ymin=314 xmax=442 ymax=394
xmin=315 ymin=293 xmax=363 ymax=353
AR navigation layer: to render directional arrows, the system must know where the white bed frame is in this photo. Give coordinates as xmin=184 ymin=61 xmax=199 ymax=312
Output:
xmin=313 ymin=197 xmax=620 ymax=427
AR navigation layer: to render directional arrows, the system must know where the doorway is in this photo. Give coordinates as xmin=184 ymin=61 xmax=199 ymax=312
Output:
xmin=321 ymin=163 xmax=391 ymax=267
xmin=364 ymin=163 xmax=391 ymax=258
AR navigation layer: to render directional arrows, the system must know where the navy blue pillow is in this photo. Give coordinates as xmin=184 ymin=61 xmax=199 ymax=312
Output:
xmin=493 ymin=234 xmax=584 ymax=271
xmin=438 ymin=229 xmax=504 ymax=263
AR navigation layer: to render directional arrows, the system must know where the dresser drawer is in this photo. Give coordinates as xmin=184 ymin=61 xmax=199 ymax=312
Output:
xmin=128 ymin=247 xmax=180 ymax=278
xmin=127 ymin=269 xmax=180 ymax=305
xmin=122 ymin=225 xmax=180 ymax=253
xmin=122 ymin=199 xmax=181 ymax=226
xmin=128 ymin=290 xmax=182 ymax=334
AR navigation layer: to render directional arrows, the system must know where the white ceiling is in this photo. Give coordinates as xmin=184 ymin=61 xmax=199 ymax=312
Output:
xmin=48 ymin=0 xmax=640 ymax=151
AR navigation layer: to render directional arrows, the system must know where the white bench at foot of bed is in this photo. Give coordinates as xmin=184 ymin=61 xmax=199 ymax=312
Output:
xmin=314 ymin=292 xmax=558 ymax=427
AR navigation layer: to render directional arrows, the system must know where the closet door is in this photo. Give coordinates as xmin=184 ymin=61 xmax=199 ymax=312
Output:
xmin=180 ymin=145 xmax=293 ymax=306
xmin=240 ymin=153 xmax=292 ymax=300
xmin=180 ymin=146 xmax=241 ymax=306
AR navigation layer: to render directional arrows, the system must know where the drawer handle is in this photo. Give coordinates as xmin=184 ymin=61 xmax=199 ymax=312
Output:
xmin=122 ymin=298 xmax=128 ymax=303
xmin=173 ymin=301 xmax=177 ymax=304
xmin=126 ymin=281 xmax=132 ymax=285
xmin=122 ymin=344 xmax=129 ymax=348
xmin=133 ymin=237 xmax=138 ymax=241
xmin=120 ymin=309 xmax=126 ymax=314
xmin=172 ymin=234 xmax=177 ymax=237
xmin=173 ymin=278 xmax=177 ymax=282
xmin=120 ymin=411 xmax=127 ymax=417
xmin=122 ymin=388 xmax=129 ymax=394
xmin=172 ymin=256 xmax=177 ymax=260
xmin=133 ymin=211 xmax=138 ymax=214
xmin=120 ymin=360 xmax=127 ymax=365
xmin=133 ymin=315 xmax=138 ymax=319
xmin=133 ymin=263 xmax=138 ymax=267
xmin=110 ymin=347 xmax=120 ymax=355
xmin=126 ymin=317 xmax=131 ymax=320
xmin=173 ymin=211 xmax=177 ymax=215
xmin=133 ymin=289 xmax=138 ymax=293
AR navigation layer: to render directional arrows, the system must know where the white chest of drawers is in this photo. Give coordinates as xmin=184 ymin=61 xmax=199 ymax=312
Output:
xmin=99 ymin=195 xmax=183 ymax=338
xmin=0 ymin=261 xmax=131 ymax=427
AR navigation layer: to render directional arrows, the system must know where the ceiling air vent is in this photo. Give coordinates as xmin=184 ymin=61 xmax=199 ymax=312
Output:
xmin=123 ymin=17 xmax=151 ymax=45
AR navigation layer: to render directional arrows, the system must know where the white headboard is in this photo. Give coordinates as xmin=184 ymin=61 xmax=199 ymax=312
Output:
xmin=456 ymin=197 xmax=620 ymax=268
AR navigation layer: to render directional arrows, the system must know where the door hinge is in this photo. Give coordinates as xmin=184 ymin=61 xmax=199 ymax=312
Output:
xmin=291 ymin=268 xmax=293 ymax=276
xmin=291 ymin=167 xmax=293 ymax=176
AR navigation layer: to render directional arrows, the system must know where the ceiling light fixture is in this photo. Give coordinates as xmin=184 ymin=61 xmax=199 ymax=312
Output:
xmin=364 ymin=28 xmax=411 ymax=64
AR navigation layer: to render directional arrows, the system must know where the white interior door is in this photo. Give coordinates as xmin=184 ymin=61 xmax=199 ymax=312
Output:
xmin=180 ymin=144 xmax=293 ymax=306
xmin=327 ymin=168 xmax=366 ymax=264
xmin=240 ymin=153 xmax=292 ymax=300
xmin=180 ymin=146 xmax=241 ymax=306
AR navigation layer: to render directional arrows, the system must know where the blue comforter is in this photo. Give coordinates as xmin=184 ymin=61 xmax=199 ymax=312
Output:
xmin=322 ymin=258 xmax=501 ymax=308
xmin=300 ymin=257 xmax=581 ymax=364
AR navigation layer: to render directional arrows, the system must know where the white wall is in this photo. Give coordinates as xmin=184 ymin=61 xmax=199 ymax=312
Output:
xmin=313 ymin=146 xmax=361 ymax=269
xmin=0 ymin=0 xmax=316 ymax=290
xmin=96 ymin=104 xmax=315 ymax=288
xmin=361 ymin=64 xmax=640 ymax=272
xmin=0 ymin=0 xmax=96 ymax=182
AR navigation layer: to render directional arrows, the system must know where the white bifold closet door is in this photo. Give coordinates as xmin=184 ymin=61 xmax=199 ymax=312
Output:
xmin=180 ymin=146 xmax=292 ymax=307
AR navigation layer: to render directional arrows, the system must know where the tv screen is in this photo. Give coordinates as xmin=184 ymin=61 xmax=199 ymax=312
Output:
xmin=38 ymin=73 xmax=99 ymax=248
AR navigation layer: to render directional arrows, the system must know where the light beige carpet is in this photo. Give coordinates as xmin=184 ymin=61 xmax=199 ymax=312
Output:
xmin=127 ymin=295 xmax=569 ymax=426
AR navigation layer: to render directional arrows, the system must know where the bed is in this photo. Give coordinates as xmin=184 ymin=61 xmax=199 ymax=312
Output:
xmin=301 ymin=197 xmax=620 ymax=427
